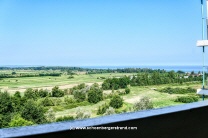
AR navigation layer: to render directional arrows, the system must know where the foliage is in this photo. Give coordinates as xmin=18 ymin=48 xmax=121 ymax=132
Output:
xmin=63 ymin=101 xmax=90 ymax=109
xmin=97 ymin=103 xmax=109 ymax=115
xmin=75 ymin=108 xmax=91 ymax=119
xmin=73 ymin=89 xmax=87 ymax=102
xmin=174 ymin=96 xmax=199 ymax=103
xmin=104 ymin=107 xmax=115 ymax=115
xmin=102 ymin=76 xmax=130 ymax=90
xmin=109 ymin=95 xmax=123 ymax=109
xmin=45 ymin=108 xmax=55 ymax=123
xmin=56 ymin=116 xmax=74 ymax=122
xmin=64 ymin=96 xmax=76 ymax=104
xmin=21 ymin=100 xmax=46 ymax=124
xmin=0 ymin=114 xmax=12 ymax=128
xmin=24 ymin=88 xmax=38 ymax=100
xmin=0 ymin=91 xmax=13 ymax=115
xmin=38 ymin=89 xmax=49 ymax=97
xmin=12 ymin=91 xmax=22 ymax=112
xmin=52 ymin=86 xmax=64 ymax=97
xmin=42 ymin=97 xmax=54 ymax=106
xmin=9 ymin=114 xmax=34 ymax=127
xmin=158 ymin=87 xmax=196 ymax=94
xmin=125 ymin=87 xmax=130 ymax=94
xmin=133 ymin=97 xmax=153 ymax=111
xmin=88 ymin=83 xmax=103 ymax=103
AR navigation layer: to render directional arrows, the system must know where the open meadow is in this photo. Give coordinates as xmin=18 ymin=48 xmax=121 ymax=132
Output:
xmin=0 ymin=68 xmax=203 ymax=128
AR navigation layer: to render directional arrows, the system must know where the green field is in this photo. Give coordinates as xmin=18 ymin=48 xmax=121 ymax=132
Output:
xmin=0 ymin=70 xmax=136 ymax=93
xmin=0 ymin=69 xmax=202 ymax=121
xmin=53 ymin=82 xmax=202 ymax=118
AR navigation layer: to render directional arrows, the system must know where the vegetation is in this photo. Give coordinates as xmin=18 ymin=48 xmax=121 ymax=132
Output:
xmin=174 ymin=96 xmax=199 ymax=103
xmin=133 ymin=97 xmax=153 ymax=111
xmin=109 ymin=95 xmax=123 ymax=109
xmin=0 ymin=67 xmax=203 ymax=128
xmin=158 ymin=87 xmax=196 ymax=94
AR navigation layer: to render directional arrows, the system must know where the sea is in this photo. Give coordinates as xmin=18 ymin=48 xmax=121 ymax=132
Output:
xmin=1 ymin=65 xmax=205 ymax=73
xmin=81 ymin=65 xmax=204 ymax=73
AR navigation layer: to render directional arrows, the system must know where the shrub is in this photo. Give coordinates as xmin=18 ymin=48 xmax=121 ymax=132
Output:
xmin=64 ymin=96 xmax=76 ymax=104
xmin=109 ymin=95 xmax=123 ymax=109
xmin=56 ymin=116 xmax=74 ymax=122
xmin=42 ymin=97 xmax=54 ymax=106
xmin=104 ymin=107 xmax=115 ymax=115
xmin=9 ymin=114 xmax=34 ymax=127
xmin=174 ymin=96 xmax=199 ymax=103
xmin=158 ymin=87 xmax=196 ymax=94
xmin=75 ymin=108 xmax=91 ymax=119
xmin=52 ymin=86 xmax=64 ymax=97
xmin=97 ymin=103 xmax=109 ymax=115
xmin=133 ymin=97 xmax=153 ymax=111
xmin=38 ymin=89 xmax=49 ymax=98
xmin=125 ymin=87 xmax=130 ymax=94
xmin=45 ymin=108 xmax=55 ymax=123
xmin=73 ymin=89 xmax=87 ymax=102
xmin=88 ymin=85 xmax=103 ymax=103
xmin=24 ymin=88 xmax=38 ymax=100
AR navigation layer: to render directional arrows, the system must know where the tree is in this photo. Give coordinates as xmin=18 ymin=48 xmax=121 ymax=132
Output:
xmin=21 ymin=100 xmax=46 ymax=124
xmin=0 ymin=91 xmax=13 ymax=115
xmin=88 ymin=84 xmax=103 ymax=103
xmin=12 ymin=91 xmax=22 ymax=112
xmin=109 ymin=95 xmax=123 ymax=109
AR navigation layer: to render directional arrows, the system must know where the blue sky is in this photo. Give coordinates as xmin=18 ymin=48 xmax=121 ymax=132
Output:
xmin=0 ymin=0 xmax=205 ymax=66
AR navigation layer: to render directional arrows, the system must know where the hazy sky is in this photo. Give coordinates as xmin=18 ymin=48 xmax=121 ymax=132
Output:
xmin=0 ymin=0 xmax=205 ymax=66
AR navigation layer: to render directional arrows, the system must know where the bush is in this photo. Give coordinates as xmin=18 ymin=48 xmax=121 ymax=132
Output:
xmin=125 ymin=87 xmax=130 ymax=94
xmin=64 ymin=96 xmax=76 ymax=104
xmin=174 ymin=96 xmax=199 ymax=103
xmin=133 ymin=97 xmax=153 ymax=111
xmin=38 ymin=89 xmax=49 ymax=98
xmin=109 ymin=95 xmax=123 ymax=109
xmin=97 ymin=103 xmax=109 ymax=115
xmin=158 ymin=87 xmax=196 ymax=94
xmin=24 ymin=88 xmax=38 ymax=100
xmin=104 ymin=107 xmax=115 ymax=115
xmin=45 ymin=108 xmax=55 ymax=123
xmin=52 ymin=86 xmax=64 ymax=97
xmin=42 ymin=97 xmax=54 ymax=106
xmin=9 ymin=114 xmax=34 ymax=127
xmin=75 ymin=108 xmax=91 ymax=119
xmin=73 ymin=89 xmax=87 ymax=102
xmin=56 ymin=116 xmax=74 ymax=122
xmin=88 ymin=84 xmax=103 ymax=103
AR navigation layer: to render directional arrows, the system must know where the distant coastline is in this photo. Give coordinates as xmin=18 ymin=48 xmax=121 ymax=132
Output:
xmin=0 ymin=65 xmax=204 ymax=73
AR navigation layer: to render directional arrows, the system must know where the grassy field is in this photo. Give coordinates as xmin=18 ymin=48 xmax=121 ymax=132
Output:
xmin=54 ymin=82 xmax=202 ymax=118
xmin=0 ymin=69 xmax=202 ymax=120
xmin=0 ymin=71 xmax=136 ymax=93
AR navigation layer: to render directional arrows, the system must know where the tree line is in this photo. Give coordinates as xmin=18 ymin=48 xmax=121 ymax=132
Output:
xmin=102 ymin=71 xmax=202 ymax=90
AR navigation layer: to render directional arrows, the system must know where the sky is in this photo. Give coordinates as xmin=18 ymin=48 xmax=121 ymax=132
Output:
xmin=0 ymin=0 xmax=206 ymax=66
